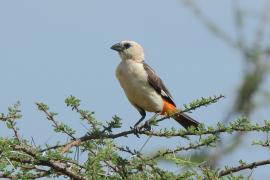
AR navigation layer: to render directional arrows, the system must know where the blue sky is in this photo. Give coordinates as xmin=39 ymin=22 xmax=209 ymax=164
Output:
xmin=0 ymin=0 xmax=269 ymax=179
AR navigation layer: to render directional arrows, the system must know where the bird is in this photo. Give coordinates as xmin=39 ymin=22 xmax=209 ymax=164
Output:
xmin=111 ymin=40 xmax=200 ymax=130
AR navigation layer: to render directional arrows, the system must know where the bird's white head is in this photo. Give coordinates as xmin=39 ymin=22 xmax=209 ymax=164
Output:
xmin=111 ymin=40 xmax=144 ymax=63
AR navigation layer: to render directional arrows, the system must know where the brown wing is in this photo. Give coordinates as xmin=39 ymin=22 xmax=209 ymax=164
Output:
xmin=143 ymin=63 xmax=176 ymax=107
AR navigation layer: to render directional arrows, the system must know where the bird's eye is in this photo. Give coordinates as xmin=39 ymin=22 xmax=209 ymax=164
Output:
xmin=124 ymin=43 xmax=131 ymax=49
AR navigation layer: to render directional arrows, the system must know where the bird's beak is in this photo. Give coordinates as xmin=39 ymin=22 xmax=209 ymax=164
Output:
xmin=110 ymin=43 xmax=124 ymax=52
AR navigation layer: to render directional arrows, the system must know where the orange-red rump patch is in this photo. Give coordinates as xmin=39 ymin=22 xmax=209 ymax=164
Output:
xmin=161 ymin=99 xmax=176 ymax=115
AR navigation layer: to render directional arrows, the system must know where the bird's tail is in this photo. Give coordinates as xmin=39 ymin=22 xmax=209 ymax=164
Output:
xmin=172 ymin=113 xmax=200 ymax=130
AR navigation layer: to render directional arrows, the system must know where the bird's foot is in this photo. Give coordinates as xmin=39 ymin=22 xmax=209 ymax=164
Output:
xmin=144 ymin=120 xmax=151 ymax=131
xmin=130 ymin=121 xmax=152 ymax=138
xmin=130 ymin=125 xmax=141 ymax=138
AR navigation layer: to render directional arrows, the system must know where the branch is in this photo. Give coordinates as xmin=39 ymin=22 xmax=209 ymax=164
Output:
xmin=14 ymin=144 xmax=86 ymax=180
xmin=147 ymin=137 xmax=216 ymax=161
xmin=0 ymin=115 xmax=19 ymax=122
xmin=36 ymin=103 xmax=76 ymax=140
xmin=219 ymin=159 xmax=270 ymax=177
xmin=0 ymin=102 xmax=22 ymax=141
xmin=65 ymin=95 xmax=99 ymax=131
xmin=156 ymin=95 xmax=225 ymax=123
xmin=59 ymin=95 xmax=225 ymax=154
xmin=0 ymin=171 xmax=50 ymax=179
xmin=57 ymin=117 xmax=270 ymax=154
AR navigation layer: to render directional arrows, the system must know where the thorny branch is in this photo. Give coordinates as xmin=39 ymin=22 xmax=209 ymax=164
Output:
xmin=60 ymin=95 xmax=225 ymax=153
xmin=1 ymin=94 xmax=270 ymax=179
xmin=36 ymin=102 xmax=76 ymax=140
xmin=219 ymin=159 xmax=270 ymax=177
xmin=147 ymin=137 xmax=217 ymax=161
xmin=56 ymin=120 xmax=270 ymax=155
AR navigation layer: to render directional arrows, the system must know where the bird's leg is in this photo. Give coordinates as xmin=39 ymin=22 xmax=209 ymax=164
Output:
xmin=130 ymin=108 xmax=146 ymax=137
xmin=134 ymin=114 xmax=146 ymax=127
xmin=131 ymin=113 xmax=146 ymax=138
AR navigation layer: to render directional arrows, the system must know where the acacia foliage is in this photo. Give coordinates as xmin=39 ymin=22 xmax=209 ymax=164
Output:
xmin=1 ymin=95 xmax=270 ymax=179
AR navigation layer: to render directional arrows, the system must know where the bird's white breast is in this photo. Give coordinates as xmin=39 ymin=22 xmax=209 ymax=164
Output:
xmin=116 ymin=60 xmax=163 ymax=112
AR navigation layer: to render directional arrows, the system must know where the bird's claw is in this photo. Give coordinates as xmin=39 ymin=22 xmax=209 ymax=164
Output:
xmin=144 ymin=120 xmax=151 ymax=131
xmin=130 ymin=125 xmax=141 ymax=138
xmin=131 ymin=121 xmax=152 ymax=138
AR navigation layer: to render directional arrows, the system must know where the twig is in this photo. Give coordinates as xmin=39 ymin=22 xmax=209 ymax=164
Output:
xmin=0 ymin=115 xmax=19 ymax=121
xmin=36 ymin=103 xmax=76 ymax=140
xmin=156 ymin=95 xmax=225 ymax=123
xmin=10 ymin=121 xmax=20 ymax=141
xmin=219 ymin=159 xmax=270 ymax=177
xmin=147 ymin=139 xmax=216 ymax=161
xmin=47 ymin=95 xmax=225 ymax=154
xmin=73 ymin=106 xmax=98 ymax=131
xmin=14 ymin=144 xmax=86 ymax=180
xmin=231 ymin=0 xmax=246 ymax=50
xmin=0 ymin=170 xmax=50 ymax=179
xmin=57 ymin=120 xmax=270 ymax=154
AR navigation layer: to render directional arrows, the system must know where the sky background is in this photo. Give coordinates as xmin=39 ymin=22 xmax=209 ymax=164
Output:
xmin=0 ymin=0 xmax=269 ymax=179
